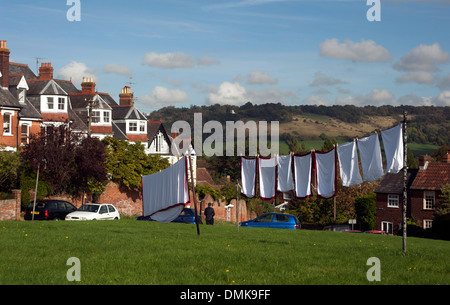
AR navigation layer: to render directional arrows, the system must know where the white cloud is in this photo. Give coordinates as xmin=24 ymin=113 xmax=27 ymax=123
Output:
xmin=335 ymin=88 xmax=395 ymax=106
xmin=140 ymin=86 xmax=189 ymax=107
xmin=143 ymin=52 xmax=195 ymax=68
xmin=103 ymin=63 xmax=132 ymax=76
xmin=246 ymin=71 xmax=278 ymax=85
xmin=208 ymin=82 xmax=247 ymax=105
xmin=438 ymin=74 xmax=450 ymax=90
xmin=432 ymin=90 xmax=450 ymax=106
xmin=310 ymin=71 xmax=347 ymax=87
xmin=142 ymin=52 xmax=220 ymax=69
xmin=319 ymin=38 xmax=392 ymax=62
xmin=207 ymin=81 xmax=297 ymax=105
xmin=57 ymin=61 xmax=96 ymax=85
xmin=396 ymin=71 xmax=435 ymax=84
xmin=394 ymin=43 xmax=449 ymax=72
xmin=302 ymin=95 xmax=331 ymax=106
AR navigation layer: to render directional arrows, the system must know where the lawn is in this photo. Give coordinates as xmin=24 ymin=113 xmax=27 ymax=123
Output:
xmin=0 ymin=219 xmax=449 ymax=285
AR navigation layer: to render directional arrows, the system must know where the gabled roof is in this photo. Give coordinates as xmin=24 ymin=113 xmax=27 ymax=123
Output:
xmin=410 ymin=162 xmax=450 ymax=191
xmin=147 ymin=120 xmax=172 ymax=149
xmin=0 ymin=87 xmax=21 ymax=108
xmin=375 ymin=169 xmax=417 ymax=194
xmin=27 ymin=79 xmax=68 ymax=95
xmin=19 ymin=98 xmax=42 ymax=120
xmin=112 ymin=105 xmax=146 ymax=120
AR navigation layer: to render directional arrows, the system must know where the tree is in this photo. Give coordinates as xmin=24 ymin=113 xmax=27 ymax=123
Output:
xmin=354 ymin=194 xmax=377 ymax=231
xmin=73 ymin=136 xmax=108 ymax=200
xmin=437 ymin=184 xmax=450 ymax=216
xmin=21 ymin=125 xmax=79 ymax=195
xmin=0 ymin=149 xmax=21 ymax=192
xmin=103 ymin=137 xmax=169 ymax=191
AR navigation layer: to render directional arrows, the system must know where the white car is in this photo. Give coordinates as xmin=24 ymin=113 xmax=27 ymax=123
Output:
xmin=65 ymin=203 xmax=120 ymax=221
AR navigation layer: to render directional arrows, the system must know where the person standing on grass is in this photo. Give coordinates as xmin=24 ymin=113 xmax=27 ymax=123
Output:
xmin=204 ymin=203 xmax=215 ymax=225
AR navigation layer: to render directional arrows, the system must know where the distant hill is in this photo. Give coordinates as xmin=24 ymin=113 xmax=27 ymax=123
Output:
xmin=148 ymin=103 xmax=449 ymax=148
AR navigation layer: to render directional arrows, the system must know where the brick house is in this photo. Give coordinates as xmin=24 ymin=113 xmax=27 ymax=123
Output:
xmin=375 ymin=153 xmax=450 ymax=235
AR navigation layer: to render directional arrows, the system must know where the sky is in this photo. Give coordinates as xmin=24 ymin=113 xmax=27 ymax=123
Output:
xmin=1 ymin=0 xmax=450 ymax=114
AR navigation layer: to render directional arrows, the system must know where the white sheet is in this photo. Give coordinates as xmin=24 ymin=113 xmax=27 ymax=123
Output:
xmin=315 ymin=149 xmax=336 ymax=199
xmin=337 ymin=141 xmax=363 ymax=187
xmin=293 ymin=154 xmax=312 ymax=198
xmin=142 ymin=156 xmax=189 ymax=223
xmin=259 ymin=157 xmax=277 ymax=200
xmin=357 ymin=134 xmax=384 ymax=182
xmin=381 ymin=124 xmax=404 ymax=174
xmin=277 ymin=155 xmax=294 ymax=192
xmin=241 ymin=157 xmax=257 ymax=198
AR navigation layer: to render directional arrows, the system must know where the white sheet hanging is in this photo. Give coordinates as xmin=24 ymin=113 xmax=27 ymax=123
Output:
xmin=142 ymin=156 xmax=189 ymax=223
xmin=315 ymin=149 xmax=336 ymax=199
xmin=293 ymin=154 xmax=312 ymax=198
xmin=277 ymin=155 xmax=294 ymax=192
xmin=241 ymin=157 xmax=257 ymax=198
xmin=381 ymin=124 xmax=404 ymax=174
xmin=357 ymin=134 xmax=384 ymax=182
xmin=259 ymin=157 xmax=277 ymax=200
xmin=337 ymin=141 xmax=363 ymax=187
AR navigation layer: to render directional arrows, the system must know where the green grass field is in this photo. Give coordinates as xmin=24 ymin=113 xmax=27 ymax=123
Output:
xmin=1 ymin=219 xmax=449 ymax=285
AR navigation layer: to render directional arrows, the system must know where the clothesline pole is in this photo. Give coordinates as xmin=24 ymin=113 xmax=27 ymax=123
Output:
xmin=402 ymin=110 xmax=408 ymax=253
xmin=236 ymin=179 xmax=240 ymax=232
xmin=188 ymin=151 xmax=200 ymax=236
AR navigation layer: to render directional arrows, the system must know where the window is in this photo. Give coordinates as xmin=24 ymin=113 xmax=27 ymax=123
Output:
xmin=381 ymin=221 xmax=393 ymax=235
xmin=47 ymin=97 xmax=54 ymax=110
xmin=3 ymin=113 xmax=11 ymax=135
xmin=140 ymin=121 xmax=145 ymax=132
xmin=129 ymin=122 xmax=137 ymax=132
xmin=21 ymin=124 xmax=29 ymax=144
xmin=423 ymin=220 xmax=433 ymax=229
xmin=103 ymin=111 xmax=110 ymax=123
xmin=99 ymin=205 xmax=108 ymax=214
xmin=107 ymin=205 xmax=116 ymax=213
xmin=58 ymin=97 xmax=65 ymax=110
xmin=275 ymin=214 xmax=290 ymax=222
xmin=18 ymin=89 xmax=26 ymax=104
xmin=387 ymin=194 xmax=399 ymax=208
xmin=256 ymin=214 xmax=273 ymax=223
xmin=424 ymin=191 xmax=435 ymax=210
xmin=92 ymin=111 xmax=101 ymax=123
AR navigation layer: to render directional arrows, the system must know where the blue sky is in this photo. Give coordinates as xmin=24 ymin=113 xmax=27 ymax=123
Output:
xmin=1 ymin=0 xmax=450 ymax=114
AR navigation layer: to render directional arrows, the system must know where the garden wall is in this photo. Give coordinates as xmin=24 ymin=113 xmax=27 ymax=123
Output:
xmin=0 ymin=190 xmax=21 ymax=221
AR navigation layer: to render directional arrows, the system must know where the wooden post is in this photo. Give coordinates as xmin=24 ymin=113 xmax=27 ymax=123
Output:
xmin=402 ymin=111 xmax=408 ymax=253
xmin=188 ymin=152 xmax=200 ymax=236
xmin=32 ymin=163 xmax=40 ymax=222
xmin=236 ymin=179 xmax=240 ymax=232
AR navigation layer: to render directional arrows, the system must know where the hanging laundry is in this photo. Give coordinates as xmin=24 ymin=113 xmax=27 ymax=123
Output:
xmin=277 ymin=155 xmax=294 ymax=192
xmin=381 ymin=124 xmax=404 ymax=174
xmin=241 ymin=157 xmax=257 ymax=198
xmin=259 ymin=157 xmax=277 ymax=200
xmin=357 ymin=134 xmax=384 ymax=182
xmin=315 ymin=148 xmax=337 ymax=199
xmin=337 ymin=141 xmax=363 ymax=187
xmin=293 ymin=154 xmax=312 ymax=198
xmin=142 ymin=156 xmax=189 ymax=223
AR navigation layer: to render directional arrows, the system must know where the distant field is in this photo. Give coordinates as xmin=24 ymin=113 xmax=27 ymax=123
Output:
xmin=1 ymin=219 xmax=449 ymax=285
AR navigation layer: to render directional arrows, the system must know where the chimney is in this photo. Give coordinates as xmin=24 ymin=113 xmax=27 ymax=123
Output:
xmin=119 ymin=86 xmax=133 ymax=106
xmin=0 ymin=40 xmax=10 ymax=88
xmin=419 ymin=155 xmax=432 ymax=170
xmin=81 ymin=77 xmax=96 ymax=94
xmin=443 ymin=151 xmax=450 ymax=163
xmin=38 ymin=62 xmax=54 ymax=80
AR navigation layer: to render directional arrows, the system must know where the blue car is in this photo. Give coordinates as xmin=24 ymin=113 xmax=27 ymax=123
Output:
xmin=136 ymin=208 xmax=202 ymax=224
xmin=239 ymin=213 xmax=300 ymax=230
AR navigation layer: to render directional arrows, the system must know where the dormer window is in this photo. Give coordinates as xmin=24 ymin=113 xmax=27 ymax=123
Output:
xmin=18 ymin=89 xmax=26 ymax=104
xmin=58 ymin=97 xmax=65 ymax=110
xmin=47 ymin=97 xmax=54 ymax=109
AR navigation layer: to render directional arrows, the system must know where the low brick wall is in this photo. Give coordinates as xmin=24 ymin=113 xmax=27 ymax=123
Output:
xmin=0 ymin=190 xmax=21 ymax=221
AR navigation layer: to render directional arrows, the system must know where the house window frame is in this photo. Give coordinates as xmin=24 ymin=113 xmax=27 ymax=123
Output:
xmin=20 ymin=123 xmax=30 ymax=145
xmin=423 ymin=191 xmax=435 ymax=210
xmin=387 ymin=194 xmax=399 ymax=208
xmin=103 ymin=111 xmax=110 ymax=123
xmin=58 ymin=97 xmax=65 ymax=110
xmin=129 ymin=121 xmax=138 ymax=132
xmin=2 ymin=111 xmax=13 ymax=136
xmin=381 ymin=221 xmax=393 ymax=235
xmin=423 ymin=219 xmax=433 ymax=229
xmin=47 ymin=97 xmax=54 ymax=110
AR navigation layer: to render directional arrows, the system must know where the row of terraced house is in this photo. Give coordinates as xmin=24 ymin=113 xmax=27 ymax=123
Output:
xmin=0 ymin=40 xmax=196 ymax=181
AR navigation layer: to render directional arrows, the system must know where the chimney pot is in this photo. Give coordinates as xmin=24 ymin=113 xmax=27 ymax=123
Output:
xmin=0 ymin=40 xmax=10 ymax=88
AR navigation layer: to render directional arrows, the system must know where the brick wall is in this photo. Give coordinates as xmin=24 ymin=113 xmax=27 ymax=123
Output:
xmin=0 ymin=190 xmax=21 ymax=221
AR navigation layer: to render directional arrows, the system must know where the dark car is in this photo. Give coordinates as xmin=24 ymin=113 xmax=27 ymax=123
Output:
xmin=239 ymin=213 xmax=300 ymax=230
xmin=24 ymin=200 xmax=77 ymax=221
xmin=136 ymin=208 xmax=202 ymax=224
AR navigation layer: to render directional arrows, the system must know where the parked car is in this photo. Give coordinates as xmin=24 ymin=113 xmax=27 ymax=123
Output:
xmin=364 ymin=230 xmax=389 ymax=235
xmin=239 ymin=213 xmax=300 ymax=230
xmin=65 ymin=203 xmax=120 ymax=220
xmin=24 ymin=200 xmax=77 ymax=221
xmin=136 ymin=208 xmax=202 ymax=224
